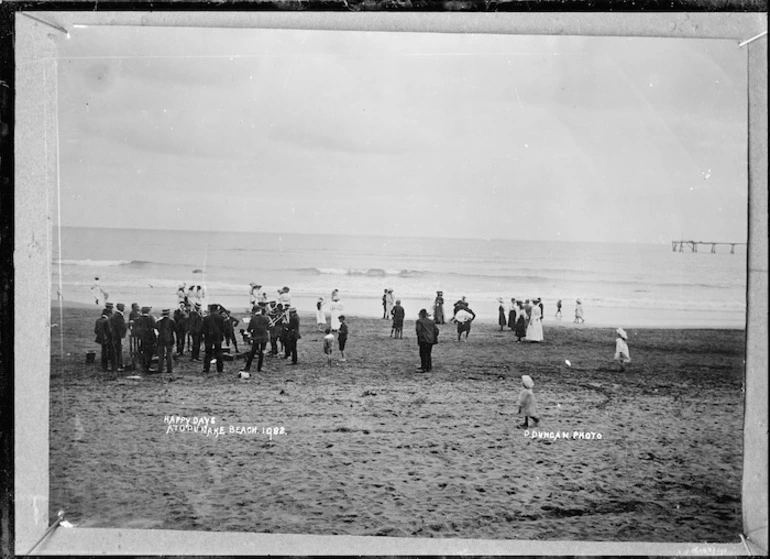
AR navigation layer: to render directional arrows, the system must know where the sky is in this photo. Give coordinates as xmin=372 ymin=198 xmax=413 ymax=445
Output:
xmin=55 ymin=27 xmax=749 ymax=243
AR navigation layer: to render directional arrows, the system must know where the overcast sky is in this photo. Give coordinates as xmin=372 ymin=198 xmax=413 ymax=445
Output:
xmin=56 ymin=27 xmax=748 ymax=243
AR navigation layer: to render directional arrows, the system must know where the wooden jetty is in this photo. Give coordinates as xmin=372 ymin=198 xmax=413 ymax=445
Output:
xmin=671 ymin=240 xmax=746 ymax=254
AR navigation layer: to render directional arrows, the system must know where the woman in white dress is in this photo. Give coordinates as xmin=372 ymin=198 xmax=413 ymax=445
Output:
xmin=316 ymin=297 xmax=327 ymax=330
xmin=330 ymin=296 xmax=344 ymax=332
xmin=526 ymin=301 xmax=544 ymax=342
xmin=384 ymin=289 xmax=395 ymax=319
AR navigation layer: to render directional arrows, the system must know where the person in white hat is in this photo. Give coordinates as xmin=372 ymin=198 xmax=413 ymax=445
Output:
xmin=517 ymin=375 xmax=540 ymax=428
xmin=176 ymin=283 xmax=187 ymax=307
xmin=614 ymin=328 xmax=631 ymax=371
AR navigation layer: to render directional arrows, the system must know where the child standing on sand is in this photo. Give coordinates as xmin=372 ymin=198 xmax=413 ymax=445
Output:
xmin=518 ymin=375 xmax=540 ymax=428
xmin=323 ymin=328 xmax=335 ymax=366
xmin=614 ymin=328 xmax=631 ymax=371
xmin=338 ymin=315 xmax=348 ymax=361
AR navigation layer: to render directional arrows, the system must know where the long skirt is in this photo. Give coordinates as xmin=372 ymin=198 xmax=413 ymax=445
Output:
xmin=514 ymin=316 xmax=527 ymax=339
xmin=507 ymin=310 xmax=516 ymax=329
xmin=526 ymin=318 xmax=544 ymax=342
xmin=434 ymin=305 xmax=445 ymax=324
xmin=498 ymin=307 xmax=507 ymax=328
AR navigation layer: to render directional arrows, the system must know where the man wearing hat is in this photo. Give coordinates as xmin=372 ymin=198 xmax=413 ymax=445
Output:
xmin=105 ymin=302 xmax=114 ymax=315
xmin=128 ymin=303 xmax=141 ymax=369
xmin=173 ymin=302 xmax=189 ymax=356
xmin=110 ymin=303 xmax=128 ymax=372
xmin=187 ymin=303 xmax=204 ymax=361
xmin=242 ymin=305 xmax=271 ymax=373
xmin=94 ymin=307 xmax=115 ymax=374
xmin=133 ymin=307 xmax=157 ymax=372
xmin=155 ymin=309 xmax=176 ymax=374
xmin=202 ymin=303 xmax=225 ymax=373
xmin=283 ymin=307 xmax=301 ymax=365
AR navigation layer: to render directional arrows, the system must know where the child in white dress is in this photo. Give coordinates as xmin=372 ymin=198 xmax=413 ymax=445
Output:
xmin=614 ymin=328 xmax=631 ymax=371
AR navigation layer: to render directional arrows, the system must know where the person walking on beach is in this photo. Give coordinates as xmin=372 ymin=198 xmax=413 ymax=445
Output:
xmin=526 ymin=300 xmax=544 ymax=343
xmin=508 ymin=298 xmax=517 ymax=330
xmin=242 ymin=306 xmax=270 ymax=374
xmin=497 ymin=298 xmax=508 ymax=331
xmin=284 ymin=307 xmax=301 ymax=365
xmin=134 ymin=306 xmax=157 ymax=372
xmin=330 ymin=295 xmax=344 ymax=332
xmin=384 ymin=289 xmax=395 ymax=319
xmin=316 ymin=297 xmax=326 ymax=330
xmin=221 ymin=308 xmax=240 ymax=355
xmin=155 ymin=309 xmax=176 ymax=375
xmin=94 ymin=308 xmax=114 ymax=373
xmin=338 ymin=315 xmax=348 ymax=361
xmin=453 ymin=302 xmax=475 ymax=342
xmin=537 ymin=298 xmax=544 ymax=320
xmin=382 ymin=289 xmax=388 ymax=319
xmin=202 ymin=303 xmax=225 ymax=374
xmin=109 ymin=303 xmax=127 ymax=372
xmin=514 ymin=301 xmax=528 ymax=342
xmin=555 ymin=299 xmax=563 ymax=319
xmin=517 ymin=375 xmax=540 ymax=428
xmin=90 ymin=276 xmax=108 ymax=306
xmin=433 ymin=291 xmax=445 ymax=324
xmin=187 ymin=303 xmax=203 ymax=361
xmin=574 ymin=299 xmax=585 ymax=324
xmin=391 ymin=299 xmax=405 ymax=338
xmin=173 ymin=303 xmax=188 ymax=356
xmin=323 ymin=328 xmax=335 ymax=366
xmin=415 ymin=309 xmax=439 ymax=372
xmin=614 ymin=328 xmax=631 ymax=371
xmin=453 ymin=296 xmax=468 ymax=318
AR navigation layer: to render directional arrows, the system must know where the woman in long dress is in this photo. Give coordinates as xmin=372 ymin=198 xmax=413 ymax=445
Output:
xmin=507 ymin=298 xmax=517 ymax=329
xmin=497 ymin=298 xmax=508 ymax=331
xmin=433 ymin=291 xmax=445 ymax=324
xmin=514 ymin=301 xmax=528 ymax=342
xmin=526 ymin=301 xmax=544 ymax=342
xmin=384 ymin=289 xmax=395 ymax=319
xmin=330 ymin=296 xmax=344 ymax=332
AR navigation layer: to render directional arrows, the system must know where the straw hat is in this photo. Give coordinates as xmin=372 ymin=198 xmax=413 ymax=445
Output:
xmin=497 ymin=297 xmax=504 ymax=303
xmin=522 ymin=375 xmax=534 ymax=389
xmin=616 ymin=328 xmax=628 ymax=340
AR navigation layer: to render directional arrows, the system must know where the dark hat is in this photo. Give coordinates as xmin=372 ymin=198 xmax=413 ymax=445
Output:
xmin=289 ymin=307 xmax=297 ymax=313
xmin=208 ymin=303 xmax=218 ymax=310
xmin=131 ymin=303 xmax=139 ymax=309
xmin=105 ymin=302 xmax=114 ymax=308
xmin=116 ymin=303 xmax=125 ymax=311
xmin=162 ymin=309 xmax=170 ymax=316
xmin=141 ymin=306 xmax=151 ymax=313
xmin=101 ymin=308 xmax=111 ymax=315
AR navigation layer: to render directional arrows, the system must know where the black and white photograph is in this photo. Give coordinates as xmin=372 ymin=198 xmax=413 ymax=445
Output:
xmin=10 ymin=11 xmax=768 ymax=556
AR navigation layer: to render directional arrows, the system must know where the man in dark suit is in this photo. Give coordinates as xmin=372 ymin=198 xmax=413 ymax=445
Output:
xmin=173 ymin=303 xmax=189 ymax=356
xmin=133 ymin=306 xmax=157 ymax=372
xmin=202 ymin=303 xmax=225 ymax=373
xmin=110 ymin=302 xmax=128 ymax=372
xmin=94 ymin=308 xmax=114 ymax=373
xmin=242 ymin=305 xmax=270 ymax=373
xmin=155 ymin=308 xmax=176 ymax=374
xmin=187 ymin=303 xmax=203 ymax=361
xmin=284 ymin=307 xmax=301 ymax=365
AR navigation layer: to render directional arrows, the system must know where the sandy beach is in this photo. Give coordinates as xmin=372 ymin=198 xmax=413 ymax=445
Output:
xmin=48 ymin=305 xmax=745 ymax=542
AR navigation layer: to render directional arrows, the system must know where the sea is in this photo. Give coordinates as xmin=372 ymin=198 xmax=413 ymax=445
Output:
xmin=51 ymin=227 xmax=748 ymax=329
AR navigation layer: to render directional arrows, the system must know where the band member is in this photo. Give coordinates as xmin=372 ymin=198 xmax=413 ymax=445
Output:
xmin=221 ymin=308 xmax=240 ymax=354
xmin=94 ymin=307 xmax=114 ymax=373
xmin=133 ymin=306 xmax=157 ymax=372
xmin=202 ymin=303 xmax=225 ymax=374
xmin=155 ymin=309 xmax=176 ymax=374
xmin=187 ymin=303 xmax=204 ymax=361
xmin=173 ymin=303 xmax=189 ymax=355
xmin=284 ymin=307 xmax=301 ymax=364
xmin=109 ymin=302 xmax=128 ymax=372
xmin=242 ymin=306 xmax=271 ymax=373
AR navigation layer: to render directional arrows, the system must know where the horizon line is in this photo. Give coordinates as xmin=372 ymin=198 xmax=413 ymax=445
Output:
xmin=54 ymin=224 xmax=707 ymax=246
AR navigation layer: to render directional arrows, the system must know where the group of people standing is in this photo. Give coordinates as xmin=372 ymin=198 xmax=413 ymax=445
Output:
xmin=498 ymin=297 xmax=545 ymax=343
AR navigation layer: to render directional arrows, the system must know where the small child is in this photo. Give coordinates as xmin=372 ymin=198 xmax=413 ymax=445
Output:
xmin=323 ymin=328 xmax=335 ymax=366
xmin=614 ymin=327 xmax=631 ymax=371
xmin=555 ymin=299 xmax=562 ymax=318
xmin=316 ymin=297 xmax=326 ymax=331
xmin=517 ymin=375 xmax=540 ymax=428
xmin=338 ymin=315 xmax=348 ymax=362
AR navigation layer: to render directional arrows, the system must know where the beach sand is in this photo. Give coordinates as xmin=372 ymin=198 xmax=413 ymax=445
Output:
xmin=48 ymin=306 xmax=745 ymax=542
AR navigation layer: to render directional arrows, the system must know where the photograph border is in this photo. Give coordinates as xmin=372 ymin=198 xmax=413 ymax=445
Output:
xmin=13 ymin=10 xmax=768 ymax=555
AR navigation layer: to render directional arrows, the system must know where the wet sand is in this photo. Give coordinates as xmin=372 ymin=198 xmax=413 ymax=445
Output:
xmin=49 ymin=306 xmax=745 ymax=542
